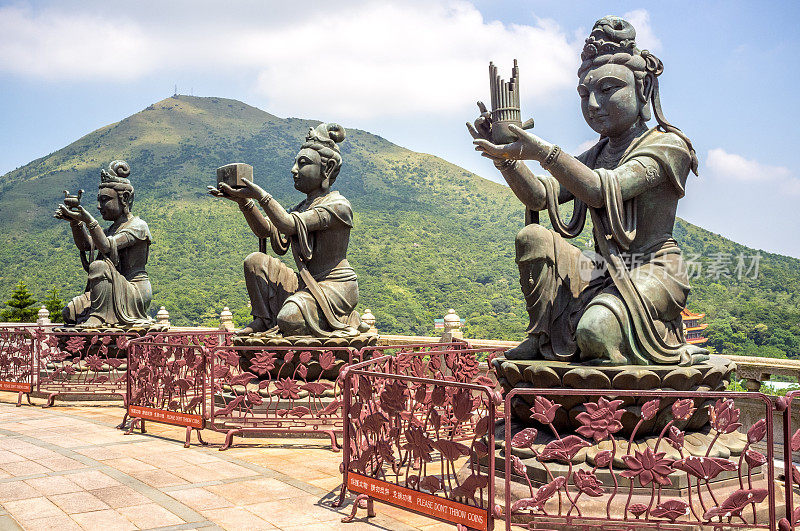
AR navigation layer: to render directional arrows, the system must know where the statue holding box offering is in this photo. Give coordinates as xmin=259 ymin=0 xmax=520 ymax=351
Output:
xmin=209 ymin=123 xmax=368 ymax=338
xmin=54 ymin=161 xmax=154 ymax=328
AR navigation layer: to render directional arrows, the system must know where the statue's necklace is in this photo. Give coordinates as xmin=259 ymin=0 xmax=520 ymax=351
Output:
xmin=597 ymin=142 xmax=627 ymax=169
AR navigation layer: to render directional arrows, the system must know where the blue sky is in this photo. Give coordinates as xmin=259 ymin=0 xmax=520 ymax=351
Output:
xmin=1 ymin=1 xmax=798 ymax=257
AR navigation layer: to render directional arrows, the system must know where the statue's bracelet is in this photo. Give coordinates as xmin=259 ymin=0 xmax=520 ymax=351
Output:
xmin=542 ymin=144 xmax=561 ymax=169
xmin=240 ymin=199 xmax=256 ymax=211
xmin=494 ymin=159 xmax=517 ymax=170
xmin=258 ymin=193 xmax=273 ymax=207
xmin=86 ymin=219 xmax=100 ymax=230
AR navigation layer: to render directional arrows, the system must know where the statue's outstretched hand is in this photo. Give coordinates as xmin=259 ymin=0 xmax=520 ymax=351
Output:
xmin=473 ymin=124 xmax=547 ymax=162
xmin=54 ymin=204 xmax=84 ymax=222
xmin=237 ymin=178 xmax=268 ymax=200
xmin=466 ymin=101 xmax=494 ymax=142
xmin=207 ymin=185 xmax=237 ymax=202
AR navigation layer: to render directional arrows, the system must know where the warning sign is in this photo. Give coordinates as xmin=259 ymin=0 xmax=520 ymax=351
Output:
xmin=128 ymin=405 xmax=204 ymax=429
xmin=347 ymin=472 xmax=488 ymax=530
xmin=0 ymin=380 xmax=32 ymax=393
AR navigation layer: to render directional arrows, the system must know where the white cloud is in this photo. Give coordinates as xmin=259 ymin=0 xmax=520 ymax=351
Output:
xmin=705 ymin=148 xmax=799 ymax=194
xmin=623 ymin=9 xmax=661 ymax=53
xmin=0 ymin=1 xmax=581 ymax=120
xmin=0 ymin=5 xmax=153 ymax=80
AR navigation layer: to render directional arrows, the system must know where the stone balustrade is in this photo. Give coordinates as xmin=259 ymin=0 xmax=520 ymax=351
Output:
xmin=728 ymin=354 xmax=800 ymax=391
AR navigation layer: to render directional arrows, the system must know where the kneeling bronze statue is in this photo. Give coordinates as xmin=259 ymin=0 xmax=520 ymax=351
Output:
xmin=55 ymin=161 xmax=153 ymax=329
xmin=209 ymin=123 xmax=369 ymax=339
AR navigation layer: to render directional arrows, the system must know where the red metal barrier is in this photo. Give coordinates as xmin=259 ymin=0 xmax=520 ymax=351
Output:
xmin=780 ymin=390 xmax=800 ymax=530
xmin=0 ymin=326 xmax=37 ymax=406
xmin=34 ymin=329 xmax=138 ymax=407
xmin=207 ymin=343 xmax=357 ymax=451
xmin=336 ymin=350 xmax=499 ymax=530
xmin=503 ymin=388 xmax=778 ymax=531
xmin=123 ymin=331 xmax=230 ymax=446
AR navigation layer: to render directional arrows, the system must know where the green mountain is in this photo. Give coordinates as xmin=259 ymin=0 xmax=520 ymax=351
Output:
xmin=1 ymin=95 xmax=798 ymax=358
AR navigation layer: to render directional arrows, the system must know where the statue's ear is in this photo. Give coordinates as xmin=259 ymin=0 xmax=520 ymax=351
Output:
xmin=120 ymin=190 xmax=133 ymax=209
xmin=322 ymin=159 xmax=337 ymax=186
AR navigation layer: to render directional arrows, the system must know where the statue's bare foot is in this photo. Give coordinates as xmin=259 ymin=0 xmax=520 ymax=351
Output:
xmin=504 ymin=336 xmax=538 ymax=360
xmin=77 ymin=316 xmax=104 ymax=328
xmin=238 ymin=317 xmax=269 ymax=335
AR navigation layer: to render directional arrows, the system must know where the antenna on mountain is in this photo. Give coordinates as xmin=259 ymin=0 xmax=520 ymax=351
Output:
xmin=173 ymin=84 xmax=177 ymax=96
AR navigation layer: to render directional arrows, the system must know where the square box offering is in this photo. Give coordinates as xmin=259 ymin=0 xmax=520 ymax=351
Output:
xmin=216 ymin=163 xmax=253 ymax=188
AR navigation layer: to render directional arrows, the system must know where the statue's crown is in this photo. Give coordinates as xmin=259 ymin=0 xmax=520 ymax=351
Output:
xmin=582 ymin=16 xmax=638 ymax=61
xmin=100 ymin=160 xmax=131 ymax=185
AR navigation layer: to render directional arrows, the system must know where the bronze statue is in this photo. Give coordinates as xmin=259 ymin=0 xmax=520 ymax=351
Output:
xmin=55 ymin=161 xmax=153 ymax=328
xmin=209 ymin=123 xmax=367 ymax=338
xmin=470 ymin=16 xmax=707 ymax=366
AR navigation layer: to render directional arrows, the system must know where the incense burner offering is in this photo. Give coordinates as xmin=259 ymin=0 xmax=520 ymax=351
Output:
xmin=62 ymin=189 xmax=84 ymax=210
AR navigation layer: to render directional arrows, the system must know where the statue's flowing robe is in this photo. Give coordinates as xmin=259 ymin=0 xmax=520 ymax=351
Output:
xmin=522 ymin=128 xmax=707 ymax=365
xmin=66 ymin=216 xmax=153 ymax=326
xmin=245 ymin=191 xmax=362 ymax=336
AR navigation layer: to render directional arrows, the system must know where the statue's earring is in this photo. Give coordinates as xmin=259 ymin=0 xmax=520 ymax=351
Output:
xmin=639 ymin=74 xmax=654 ymax=122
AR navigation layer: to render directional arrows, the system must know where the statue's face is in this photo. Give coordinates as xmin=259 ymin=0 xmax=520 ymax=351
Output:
xmin=578 ymin=62 xmax=641 ymax=137
xmin=97 ymin=188 xmax=125 ymax=221
xmin=292 ymin=148 xmax=326 ymax=194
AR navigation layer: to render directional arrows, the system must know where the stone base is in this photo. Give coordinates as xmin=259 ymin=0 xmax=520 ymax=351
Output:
xmin=229 ymin=333 xmax=377 ymax=381
xmin=232 ymin=332 xmax=378 ymax=350
xmin=492 ymin=355 xmax=735 ymax=438
xmin=49 ymin=324 xmax=167 ymax=359
xmin=53 ymin=322 xmax=168 ymax=336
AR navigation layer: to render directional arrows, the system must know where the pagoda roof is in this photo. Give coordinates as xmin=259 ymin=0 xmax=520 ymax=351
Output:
xmin=681 ymin=308 xmax=706 ymax=319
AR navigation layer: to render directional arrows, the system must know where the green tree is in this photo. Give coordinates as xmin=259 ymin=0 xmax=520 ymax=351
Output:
xmin=1 ymin=281 xmax=38 ymax=322
xmin=42 ymin=288 xmax=64 ymax=323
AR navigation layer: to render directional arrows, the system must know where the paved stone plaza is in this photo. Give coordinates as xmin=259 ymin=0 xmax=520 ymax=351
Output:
xmin=0 ymin=393 xmax=452 ymax=530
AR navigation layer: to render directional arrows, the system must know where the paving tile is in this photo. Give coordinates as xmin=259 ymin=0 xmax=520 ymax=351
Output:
xmin=168 ymin=487 xmax=234 ymax=511
xmin=3 ymin=496 xmax=65 ymax=520
xmin=170 ymin=464 xmax=229 ymax=483
xmin=0 ymin=450 xmax=28 ymax=463
xmin=280 ymin=522 xmax=372 ymax=531
xmin=65 ymin=470 xmax=122 ymax=490
xmin=200 ymin=507 xmax=277 ymax=530
xmin=35 ymin=456 xmax=89 ymax=472
xmin=130 ymin=469 xmax=189 ymax=488
xmin=10 ymin=446 xmax=63 ymax=460
xmin=25 ymin=475 xmax=83 ymax=496
xmin=102 ymin=457 xmax=157 ymax=474
xmin=207 ymin=478 xmax=307 ymax=505
xmin=116 ymin=502 xmax=184 ymax=528
xmin=89 ymin=485 xmax=152 ymax=508
xmin=0 ymin=480 xmax=41 ymax=502
xmin=246 ymin=495 xmax=345 ymax=527
xmin=17 ymin=513 xmax=83 ymax=531
xmin=177 ymin=451 xmax=225 ymax=465
xmin=309 ymin=476 xmax=344 ymax=491
xmin=0 ymin=459 xmax=51 ymax=476
xmin=210 ymin=461 xmax=260 ymax=479
xmin=49 ymin=491 xmax=111 ymax=514
xmin=71 ymin=508 xmax=137 ymax=530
